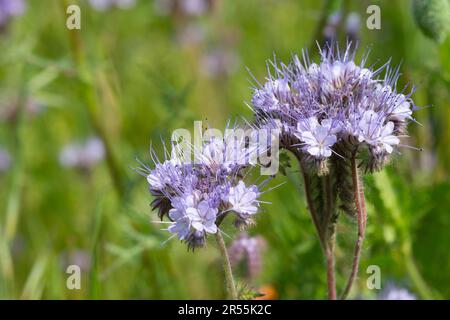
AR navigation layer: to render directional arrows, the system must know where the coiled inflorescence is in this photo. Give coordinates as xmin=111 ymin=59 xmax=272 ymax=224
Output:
xmin=139 ymin=131 xmax=266 ymax=250
xmin=251 ymin=44 xmax=416 ymax=175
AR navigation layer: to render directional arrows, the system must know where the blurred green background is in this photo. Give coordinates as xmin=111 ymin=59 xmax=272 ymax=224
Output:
xmin=0 ymin=0 xmax=449 ymax=299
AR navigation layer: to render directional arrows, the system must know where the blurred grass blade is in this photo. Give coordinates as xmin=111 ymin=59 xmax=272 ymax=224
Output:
xmin=89 ymin=199 xmax=104 ymax=299
xmin=21 ymin=256 xmax=48 ymax=300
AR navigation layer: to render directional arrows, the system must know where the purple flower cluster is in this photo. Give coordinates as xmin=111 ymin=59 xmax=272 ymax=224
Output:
xmin=0 ymin=0 xmax=25 ymax=28
xmin=252 ymin=44 xmax=415 ymax=172
xmin=140 ymin=134 xmax=265 ymax=250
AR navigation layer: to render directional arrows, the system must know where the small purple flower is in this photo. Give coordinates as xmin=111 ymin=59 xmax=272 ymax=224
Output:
xmin=389 ymin=94 xmax=413 ymax=122
xmin=89 ymin=0 xmax=136 ymax=11
xmin=154 ymin=0 xmax=210 ymax=17
xmin=228 ymin=181 xmax=259 ymax=217
xmin=228 ymin=232 xmax=266 ymax=279
xmin=0 ymin=0 xmax=25 ymax=28
xmin=378 ymin=284 xmax=416 ymax=300
xmin=140 ymin=127 xmax=269 ymax=250
xmin=0 ymin=147 xmax=11 ymax=173
xmin=356 ymin=110 xmax=399 ymax=154
xmin=295 ymin=117 xmax=339 ymax=158
xmin=59 ymin=137 xmax=105 ymax=171
xmin=181 ymin=0 xmax=208 ymax=16
xmin=252 ymin=78 xmax=290 ymax=113
xmin=201 ymin=48 xmax=239 ymax=78
xmin=187 ymin=200 xmax=218 ymax=234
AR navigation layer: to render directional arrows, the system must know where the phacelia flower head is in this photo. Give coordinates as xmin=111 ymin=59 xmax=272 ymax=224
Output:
xmin=139 ymin=126 xmax=270 ymax=250
xmin=251 ymin=43 xmax=417 ymax=173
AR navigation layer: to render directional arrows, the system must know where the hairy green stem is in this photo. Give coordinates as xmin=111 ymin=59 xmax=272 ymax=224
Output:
xmin=340 ymin=155 xmax=366 ymax=299
xmin=215 ymin=232 xmax=238 ymax=300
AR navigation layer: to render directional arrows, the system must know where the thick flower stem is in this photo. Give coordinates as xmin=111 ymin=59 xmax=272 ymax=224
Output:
xmin=340 ymin=155 xmax=366 ymax=299
xmin=215 ymin=232 xmax=238 ymax=300
xmin=298 ymin=157 xmax=337 ymax=300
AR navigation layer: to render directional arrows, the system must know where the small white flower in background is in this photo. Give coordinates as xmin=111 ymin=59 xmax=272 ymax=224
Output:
xmin=357 ymin=110 xmax=399 ymax=154
xmin=59 ymin=137 xmax=105 ymax=171
xmin=228 ymin=181 xmax=259 ymax=217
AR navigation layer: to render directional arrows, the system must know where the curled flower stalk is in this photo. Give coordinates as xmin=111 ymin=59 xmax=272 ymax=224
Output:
xmin=250 ymin=43 xmax=417 ymax=299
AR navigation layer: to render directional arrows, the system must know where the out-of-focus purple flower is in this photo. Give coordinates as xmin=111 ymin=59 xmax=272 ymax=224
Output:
xmin=356 ymin=110 xmax=399 ymax=154
xmin=228 ymin=232 xmax=266 ymax=280
xmin=59 ymin=137 xmax=105 ymax=171
xmin=295 ymin=117 xmax=340 ymax=158
xmin=201 ymin=48 xmax=239 ymax=78
xmin=187 ymin=199 xmax=218 ymax=234
xmin=0 ymin=0 xmax=25 ymax=28
xmin=345 ymin=12 xmax=361 ymax=43
xmin=60 ymin=250 xmax=92 ymax=272
xmin=378 ymin=284 xmax=416 ymax=300
xmin=228 ymin=181 xmax=259 ymax=218
xmin=0 ymin=147 xmax=11 ymax=173
xmin=251 ymin=43 xmax=417 ymax=172
xmin=154 ymin=0 xmax=211 ymax=17
xmin=89 ymin=0 xmax=136 ymax=11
